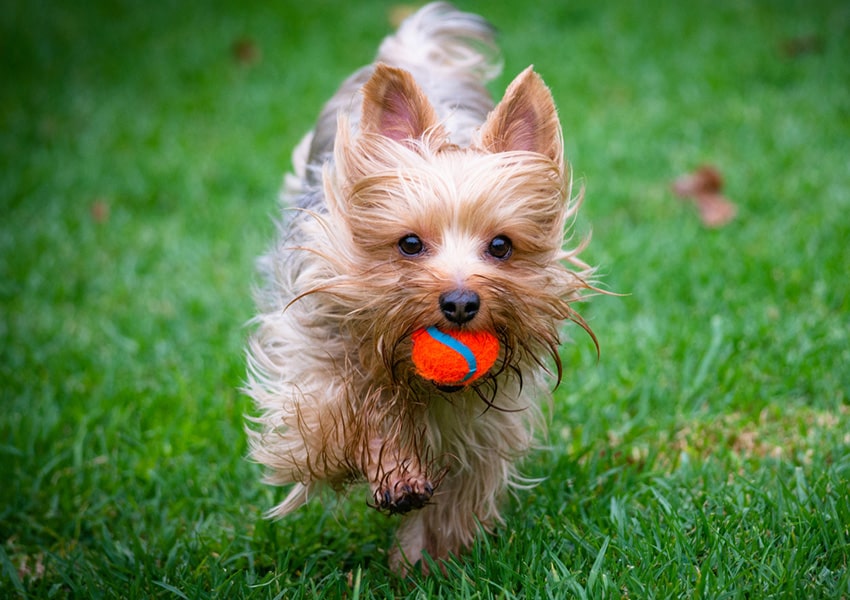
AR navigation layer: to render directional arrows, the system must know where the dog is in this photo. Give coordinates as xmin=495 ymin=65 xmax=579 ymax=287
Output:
xmin=246 ymin=2 xmax=595 ymax=573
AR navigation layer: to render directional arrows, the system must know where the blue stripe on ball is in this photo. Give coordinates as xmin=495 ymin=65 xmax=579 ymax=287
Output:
xmin=424 ymin=326 xmax=477 ymax=382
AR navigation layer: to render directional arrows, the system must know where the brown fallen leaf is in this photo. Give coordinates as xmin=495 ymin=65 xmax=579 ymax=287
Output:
xmin=91 ymin=199 xmax=110 ymax=224
xmin=232 ymin=37 xmax=261 ymax=66
xmin=672 ymin=165 xmax=737 ymax=228
xmin=694 ymin=192 xmax=737 ymax=228
xmin=781 ymin=35 xmax=822 ymax=59
xmin=672 ymin=165 xmax=723 ymax=197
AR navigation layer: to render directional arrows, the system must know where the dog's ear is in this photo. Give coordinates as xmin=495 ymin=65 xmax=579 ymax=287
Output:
xmin=479 ymin=67 xmax=562 ymax=162
xmin=360 ymin=63 xmax=444 ymax=146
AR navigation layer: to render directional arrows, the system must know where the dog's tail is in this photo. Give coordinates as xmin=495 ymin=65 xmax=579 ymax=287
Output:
xmin=293 ymin=3 xmax=502 ymax=196
xmin=375 ymin=3 xmax=501 ymax=144
xmin=377 ymin=2 xmax=500 ymax=88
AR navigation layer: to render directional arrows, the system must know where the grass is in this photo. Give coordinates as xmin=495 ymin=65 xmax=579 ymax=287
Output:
xmin=2 ymin=0 xmax=848 ymax=597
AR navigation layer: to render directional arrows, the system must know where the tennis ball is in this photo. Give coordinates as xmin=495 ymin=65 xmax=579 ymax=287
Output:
xmin=411 ymin=327 xmax=500 ymax=387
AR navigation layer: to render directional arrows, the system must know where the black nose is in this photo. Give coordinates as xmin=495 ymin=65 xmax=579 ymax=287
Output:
xmin=439 ymin=289 xmax=480 ymax=325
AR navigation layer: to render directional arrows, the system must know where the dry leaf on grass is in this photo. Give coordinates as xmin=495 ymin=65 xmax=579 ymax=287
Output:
xmin=672 ymin=165 xmax=723 ymax=196
xmin=692 ymin=192 xmax=738 ymax=228
xmin=232 ymin=37 xmax=262 ymax=66
xmin=780 ymin=35 xmax=822 ymax=59
xmin=90 ymin=199 xmax=110 ymax=224
xmin=672 ymin=165 xmax=737 ymax=228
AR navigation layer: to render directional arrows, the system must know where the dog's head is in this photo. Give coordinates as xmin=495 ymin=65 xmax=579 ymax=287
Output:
xmin=304 ymin=64 xmax=593 ymax=391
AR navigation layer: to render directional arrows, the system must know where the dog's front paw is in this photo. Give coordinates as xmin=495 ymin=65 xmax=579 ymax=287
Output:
xmin=373 ymin=474 xmax=435 ymax=515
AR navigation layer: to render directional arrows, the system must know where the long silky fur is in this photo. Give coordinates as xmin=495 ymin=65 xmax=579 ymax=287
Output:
xmin=245 ymin=2 xmax=597 ymax=573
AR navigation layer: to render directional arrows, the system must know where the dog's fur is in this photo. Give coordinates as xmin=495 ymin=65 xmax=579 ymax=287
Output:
xmin=246 ymin=2 xmax=594 ymax=572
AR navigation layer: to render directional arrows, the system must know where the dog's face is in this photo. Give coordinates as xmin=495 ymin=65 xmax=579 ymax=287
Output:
xmin=310 ymin=65 xmax=589 ymax=387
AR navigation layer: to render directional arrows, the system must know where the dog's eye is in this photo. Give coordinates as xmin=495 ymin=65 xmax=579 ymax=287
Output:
xmin=398 ymin=234 xmax=425 ymax=257
xmin=487 ymin=235 xmax=512 ymax=260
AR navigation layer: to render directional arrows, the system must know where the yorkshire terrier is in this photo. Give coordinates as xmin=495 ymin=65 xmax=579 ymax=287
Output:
xmin=246 ymin=2 xmax=594 ymax=573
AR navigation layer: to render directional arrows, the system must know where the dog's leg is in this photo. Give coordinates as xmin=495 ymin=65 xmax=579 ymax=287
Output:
xmin=389 ymin=472 xmax=496 ymax=574
xmin=388 ymin=442 xmax=516 ymax=574
xmin=364 ymin=432 xmax=437 ymax=515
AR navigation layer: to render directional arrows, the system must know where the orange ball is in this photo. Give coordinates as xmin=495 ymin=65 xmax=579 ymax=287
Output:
xmin=411 ymin=327 xmax=500 ymax=387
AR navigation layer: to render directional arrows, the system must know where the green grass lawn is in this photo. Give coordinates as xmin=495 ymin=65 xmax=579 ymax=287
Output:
xmin=2 ymin=0 xmax=849 ymax=597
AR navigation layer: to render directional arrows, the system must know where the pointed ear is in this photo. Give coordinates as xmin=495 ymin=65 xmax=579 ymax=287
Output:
xmin=479 ymin=66 xmax=562 ymax=162
xmin=360 ymin=63 xmax=443 ymax=145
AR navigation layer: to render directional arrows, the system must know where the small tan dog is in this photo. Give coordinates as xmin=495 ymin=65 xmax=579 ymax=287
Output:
xmin=246 ymin=2 xmax=595 ymax=573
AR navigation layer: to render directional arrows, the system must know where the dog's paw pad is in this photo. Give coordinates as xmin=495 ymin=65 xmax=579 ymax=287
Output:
xmin=374 ymin=476 xmax=434 ymax=515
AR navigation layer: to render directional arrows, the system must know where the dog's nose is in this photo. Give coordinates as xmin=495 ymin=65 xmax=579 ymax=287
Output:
xmin=439 ymin=289 xmax=480 ymax=324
